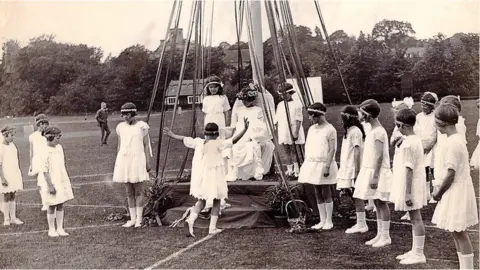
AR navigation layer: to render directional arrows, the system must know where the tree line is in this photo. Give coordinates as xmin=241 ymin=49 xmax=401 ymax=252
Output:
xmin=0 ymin=19 xmax=478 ymax=116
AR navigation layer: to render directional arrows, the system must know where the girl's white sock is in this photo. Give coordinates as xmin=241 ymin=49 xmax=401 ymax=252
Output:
xmin=414 ymin=235 xmax=425 ymax=256
xmin=2 ymin=201 xmax=9 ymax=224
xmin=293 ymin=162 xmax=300 ymax=174
xmin=357 ymin=211 xmax=366 ymax=227
xmin=460 ymin=253 xmax=474 ymax=269
xmin=56 ymin=210 xmax=69 ymax=236
xmin=457 ymin=252 xmax=463 ymax=269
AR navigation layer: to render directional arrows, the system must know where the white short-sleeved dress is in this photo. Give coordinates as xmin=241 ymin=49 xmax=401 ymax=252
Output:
xmin=113 ymin=121 xmax=153 ymax=183
xmin=202 ymin=95 xmax=231 ymax=128
xmin=0 ymin=143 xmax=23 ymax=193
xmin=390 ymin=135 xmax=428 ymax=211
xmin=38 ymin=145 xmax=74 ymax=206
xmin=298 ymin=123 xmax=338 ymax=185
xmin=431 ymin=134 xmax=478 ymax=232
xmin=184 ymin=137 xmax=232 ymax=200
xmin=337 ymin=126 xmax=364 ymax=189
xmin=414 ymin=112 xmax=437 ymax=168
xmin=274 ymin=100 xmax=305 ymax=145
xmin=29 ymin=131 xmax=47 ymax=178
xmin=470 ymin=119 xmax=480 ymax=169
xmin=433 ymin=116 xmax=467 ymax=186
xmin=353 ymin=126 xmax=393 ymax=201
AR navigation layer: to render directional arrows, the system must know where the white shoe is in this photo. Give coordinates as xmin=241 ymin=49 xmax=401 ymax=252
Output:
xmin=10 ymin=218 xmax=24 ymax=225
xmin=322 ymin=222 xmax=333 ymax=230
xmin=365 ymin=235 xmax=381 ymax=246
xmin=186 ymin=219 xmax=195 ymax=238
xmin=400 ymin=254 xmax=426 ymax=265
xmin=3 ymin=219 xmax=10 ymax=226
xmin=372 ymin=236 xmax=392 ymax=247
xmin=311 ymin=222 xmax=325 ymax=230
xmin=396 ymin=251 xmax=413 ymax=260
xmin=48 ymin=229 xmax=59 ymax=237
xmin=121 ymin=220 xmax=135 ymax=228
xmin=57 ymin=229 xmax=69 ymax=236
xmin=208 ymin=228 xmax=223 ymax=235
xmin=345 ymin=224 xmax=368 ymax=234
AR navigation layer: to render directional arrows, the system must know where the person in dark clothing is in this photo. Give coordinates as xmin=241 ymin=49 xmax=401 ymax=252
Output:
xmin=96 ymin=102 xmax=110 ymax=145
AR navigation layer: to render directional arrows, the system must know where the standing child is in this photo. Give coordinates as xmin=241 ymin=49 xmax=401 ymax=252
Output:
xmin=298 ymin=102 xmax=338 ymax=230
xmin=431 ymin=103 xmax=478 ymax=269
xmin=29 ymin=114 xmax=50 ymax=211
xmin=0 ymin=126 xmax=24 ymax=226
xmin=414 ymin=92 xmax=438 ymax=204
xmin=432 ymin=95 xmax=467 ymax=203
xmin=352 ymin=99 xmax=393 ymax=247
xmin=336 ymin=106 xmax=367 ymax=233
xmin=38 ymin=127 xmax=74 ymax=237
xmin=470 ymin=99 xmax=480 ymax=169
xmin=164 ymin=119 xmax=249 ymax=237
xmin=390 ymin=108 xmax=428 ymax=264
xmin=274 ymin=83 xmax=305 ymax=177
xmin=113 ymin=102 xmax=153 ymax=228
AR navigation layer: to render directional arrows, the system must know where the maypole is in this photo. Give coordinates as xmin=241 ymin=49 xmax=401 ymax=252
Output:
xmin=248 ymin=0 xmax=263 ymax=84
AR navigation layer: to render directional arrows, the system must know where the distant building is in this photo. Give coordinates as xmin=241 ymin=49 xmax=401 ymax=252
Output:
xmin=153 ymin=28 xmax=186 ymax=58
xmin=164 ymin=79 xmax=204 ymax=109
xmin=405 ymin=47 xmax=426 ymax=58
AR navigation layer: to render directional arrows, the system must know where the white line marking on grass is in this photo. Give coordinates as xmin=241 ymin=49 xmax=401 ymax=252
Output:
xmin=24 ymin=172 xmax=115 ymax=183
xmin=144 ymin=232 xmax=220 ymax=270
xmin=16 ymin=202 xmax=125 ymax=209
xmin=366 ymin=218 xmax=479 ymax=233
xmin=20 ymin=180 xmax=116 ymax=192
xmin=428 ymin=258 xmax=458 ymax=263
xmin=0 ymin=222 xmax=123 ymax=237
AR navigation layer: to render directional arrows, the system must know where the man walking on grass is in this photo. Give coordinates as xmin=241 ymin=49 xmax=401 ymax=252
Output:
xmin=96 ymin=102 xmax=110 ymax=145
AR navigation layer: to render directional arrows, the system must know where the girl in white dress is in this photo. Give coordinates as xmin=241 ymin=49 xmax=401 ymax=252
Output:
xmin=38 ymin=127 xmax=74 ymax=237
xmin=29 ymin=114 xmax=50 ymax=211
xmin=431 ymin=103 xmax=478 ymax=269
xmin=0 ymin=126 xmax=24 ymax=226
xmin=390 ymin=108 xmax=428 ymax=265
xmin=353 ymin=99 xmax=393 ymax=248
xmin=470 ymin=99 xmax=480 ymax=169
xmin=113 ymin=102 xmax=153 ymax=228
xmin=339 ymin=106 xmax=369 ymax=233
xmin=433 ymin=95 xmax=467 ymax=203
xmin=414 ymin=92 xmax=438 ymax=204
xmin=202 ymin=75 xmax=231 ymax=133
xmin=164 ymin=120 xmax=249 ymax=237
xmin=298 ymin=102 xmax=338 ymax=230
xmin=274 ymin=83 xmax=305 ymax=177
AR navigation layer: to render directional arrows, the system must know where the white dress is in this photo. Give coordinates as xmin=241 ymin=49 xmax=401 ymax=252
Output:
xmin=38 ymin=145 xmax=74 ymax=206
xmin=431 ymin=134 xmax=478 ymax=232
xmin=298 ymin=123 xmax=338 ymax=185
xmin=29 ymin=131 xmax=47 ymax=178
xmin=413 ymin=112 xmax=437 ymax=167
xmin=433 ymin=116 xmax=467 ymax=186
xmin=202 ymin=95 xmax=231 ymax=128
xmin=353 ymin=126 xmax=393 ymax=201
xmin=184 ymin=137 xmax=232 ymax=200
xmin=470 ymin=119 xmax=480 ymax=169
xmin=113 ymin=121 xmax=153 ymax=183
xmin=274 ymin=100 xmax=305 ymax=144
xmin=0 ymin=143 xmax=23 ymax=193
xmin=337 ymin=126 xmax=364 ymax=189
xmin=390 ymin=135 xmax=428 ymax=211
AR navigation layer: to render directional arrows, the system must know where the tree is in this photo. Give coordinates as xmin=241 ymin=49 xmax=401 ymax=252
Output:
xmin=372 ymin=19 xmax=416 ymax=57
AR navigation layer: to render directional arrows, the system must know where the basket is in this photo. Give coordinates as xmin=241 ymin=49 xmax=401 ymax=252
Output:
xmin=285 ymin=199 xmax=312 ymax=233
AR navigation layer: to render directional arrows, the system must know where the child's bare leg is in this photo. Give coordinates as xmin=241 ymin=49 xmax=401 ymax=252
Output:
xmin=122 ymin=184 xmax=136 ymax=227
xmin=372 ymin=200 xmax=391 ymax=247
xmin=133 ymin=182 xmax=144 ymax=228
xmin=312 ymin=185 xmax=326 ymax=229
xmin=398 ymin=209 xmax=426 ymax=264
xmin=322 ymin=185 xmax=334 ymax=230
xmin=209 ymin=199 xmax=223 ymax=234
xmin=186 ymin=199 xmax=206 ymax=237
xmin=346 ymin=198 xmax=369 ymax=233
xmin=453 ymin=231 xmax=475 ymax=269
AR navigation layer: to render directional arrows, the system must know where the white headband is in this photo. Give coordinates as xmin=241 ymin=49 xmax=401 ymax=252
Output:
xmin=121 ymin=108 xmax=137 ymax=112
xmin=307 ymin=108 xmax=325 ymax=115
xmin=341 ymin=112 xmax=358 ymax=118
xmin=204 ymin=81 xmax=224 ymax=90
xmin=359 ymin=107 xmax=371 ymax=117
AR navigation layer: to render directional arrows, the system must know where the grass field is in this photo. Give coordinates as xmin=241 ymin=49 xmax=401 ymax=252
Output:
xmin=0 ymin=101 xmax=478 ymax=269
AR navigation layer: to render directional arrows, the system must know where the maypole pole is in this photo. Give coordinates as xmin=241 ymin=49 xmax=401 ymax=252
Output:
xmin=248 ymin=0 xmax=263 ymax=83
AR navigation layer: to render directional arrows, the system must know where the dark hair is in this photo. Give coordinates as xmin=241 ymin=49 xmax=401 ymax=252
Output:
xmin=341 ymin=105 xmax=366 ymax=140
xmin=421 ymin=92 xmax=437 ymax=105
xmin=307 ymin=102 xmax=327 ymax=117
xmin=121 ymin=102 xmax=137 ymax=117
xmin=42 ymin=126 xmax=62 ymax=141
xmin=204 ymin=122 xmax=219 ymax=136
xmin=204 ymin=75 xmax=224 ymax=95
xmin=440 ymin=95 xmax=461 ymax=113
xmin=435 ymin=103 xmax=459 ymax=125
xmin=358 ymin=99 xmax=381 ymax=118
xmin=395 ymin=108 xmax=417 ymax=126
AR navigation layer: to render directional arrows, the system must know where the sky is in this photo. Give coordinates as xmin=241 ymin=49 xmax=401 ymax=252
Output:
xmin=1 ymin=0 xmax=479 ymax=57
